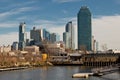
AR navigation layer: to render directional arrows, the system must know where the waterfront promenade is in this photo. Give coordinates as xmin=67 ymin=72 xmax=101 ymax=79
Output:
xmin=49 ymin=53 xmax=120 ymax=66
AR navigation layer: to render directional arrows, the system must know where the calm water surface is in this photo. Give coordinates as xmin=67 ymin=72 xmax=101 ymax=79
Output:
xmin=0 ymin=66 xmax=119 ymax=80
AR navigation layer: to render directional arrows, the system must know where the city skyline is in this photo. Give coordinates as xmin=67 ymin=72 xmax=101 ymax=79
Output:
xmin=0 ymin=0 xmax=120 ymax=50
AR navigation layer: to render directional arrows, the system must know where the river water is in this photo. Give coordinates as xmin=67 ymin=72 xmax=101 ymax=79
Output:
xmin=0 ymin=66 xmax=119 ymax=80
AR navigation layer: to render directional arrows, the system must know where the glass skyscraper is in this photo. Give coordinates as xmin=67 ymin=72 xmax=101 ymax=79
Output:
xmin=63 ymin=21 xmax=75 ymax=49
xmin=77 ymin=6 xmax=92 ymax=51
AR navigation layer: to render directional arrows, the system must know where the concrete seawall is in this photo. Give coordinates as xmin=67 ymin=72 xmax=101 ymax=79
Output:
xmin=0 ymin=67 xmax=28 ymax=72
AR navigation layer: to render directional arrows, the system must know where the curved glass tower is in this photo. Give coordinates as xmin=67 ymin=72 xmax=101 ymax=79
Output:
xmin=77 ymin=6 xmax=92 ymax=51
xmin=63 ymin=21 xmax=75 ymax=49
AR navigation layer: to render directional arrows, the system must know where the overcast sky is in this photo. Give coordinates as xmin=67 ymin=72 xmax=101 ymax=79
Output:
xmin=0 ymin=0 xmax=120 ymax=50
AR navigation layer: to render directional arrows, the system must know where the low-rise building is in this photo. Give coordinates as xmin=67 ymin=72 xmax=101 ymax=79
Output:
xmin=12 ymin=42 xmax=19 ymax=50
xmin=46 ymin=42 xmax=65 ymax=56
xmin=24 ymin=46 xmax=39 ymax=54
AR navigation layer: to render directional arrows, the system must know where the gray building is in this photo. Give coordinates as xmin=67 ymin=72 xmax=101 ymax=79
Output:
xmin=30 ymin=27 xmax=51 ymax=45
xmin=30 ymin=27 xmax=42 ymax=45
xmin=63 ymin=21 xmax=75 ymax=49
xmin=19 ymin=22 xmax=27 ymax=50
xmin=77 ymin=6 xmax=92 ymax=51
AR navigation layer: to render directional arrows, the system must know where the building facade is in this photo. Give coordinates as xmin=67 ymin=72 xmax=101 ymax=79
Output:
xmin=63 ymin=21 xmax=75 ymax=49
xmin=30 ymin=27 xmax=51 ymax=45
xmin=77 ymin=6 xmax=92 ymax=51
xmin=19 ymin=22 xmax=27 ymax=50
xmin=50 ymin=33 xmax=60 ymax=43
xmin=24 ymin=46 xmax=39 ymax=54
xmin=30 ymin=27 xmax=42 ymax=45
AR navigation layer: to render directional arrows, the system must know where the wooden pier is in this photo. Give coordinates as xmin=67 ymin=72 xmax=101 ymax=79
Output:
xmin=73 ymin=63 xmax=120 ymax=78
xmin=81 ymin=53 xmax=120 ymax=66
xmin=92 ymin=63 xmax=120 ymax=76
xmin=49 ymin=53 xmax=120 ymax=66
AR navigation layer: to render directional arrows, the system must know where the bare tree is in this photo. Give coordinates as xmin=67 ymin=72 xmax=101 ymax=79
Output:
xmin=101 ymin=44 xmax=108 ymax=51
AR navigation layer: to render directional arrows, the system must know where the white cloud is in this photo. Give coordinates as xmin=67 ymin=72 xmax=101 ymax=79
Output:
xmin=53 ymin=0 xmax=82 ymax=3
xmin=17 ymin=16 xmax=28 ymax=20
xmin=115 ymin=0 xmax=120 ymax=4
xmin=62 ymin=10 xmax=68 ymax=14
xmin=0 ymin=32 xmax=18 ymax=46
xmin=34 ymin=17 xmax=76 ymax=26
xmin=34 ymin=20 xmax=55 ymax=25
xmin=0 ymin=22 xmax=18 ymax=28
xmin=0 ymin=32 xmax=30 ymax=46
xmin=92 ymin=15 xmax=120 ymax=50
xmin=0 ymin=7 xmax=34 ymax=18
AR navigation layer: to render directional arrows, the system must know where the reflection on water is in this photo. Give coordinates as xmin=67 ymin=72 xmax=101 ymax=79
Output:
xmin=0 ymin=66 xmax=119 ymax=80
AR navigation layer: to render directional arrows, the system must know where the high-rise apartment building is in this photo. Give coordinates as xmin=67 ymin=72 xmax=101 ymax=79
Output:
xmin=30 ymin=27 xmax=51 ymax=45
xmin=30 ymin=27 xmax=42 ymax=45
xmin=63 ymin=21 xmax=75 ymax=49
xmin=19 ymin=22 xmax=27 ymax=50
xmin=50 ymin=33 xmax=60 ymax=43
xmin=77 ymin=6 xmax=92 ymax=51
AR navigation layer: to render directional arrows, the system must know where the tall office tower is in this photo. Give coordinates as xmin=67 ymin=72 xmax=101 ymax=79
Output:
xmin=77 ymin=6 xmax=92 ymax=51
xmin=63 ymin=21 xmax=75 ymax=49
xmin=19 ymin=22 xmax=27 ymax=50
